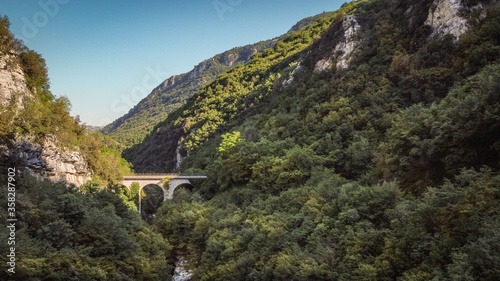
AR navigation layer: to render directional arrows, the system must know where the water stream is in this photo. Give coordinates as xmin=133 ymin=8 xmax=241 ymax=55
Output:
xmin=175 ymin=139 xmax=183 ymax=169
xmin=172 ymin=256 xmax=192 ymax=281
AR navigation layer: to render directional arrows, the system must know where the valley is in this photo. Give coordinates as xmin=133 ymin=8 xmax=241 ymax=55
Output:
xmin=1 ymin=0 xmax=500 ymax=280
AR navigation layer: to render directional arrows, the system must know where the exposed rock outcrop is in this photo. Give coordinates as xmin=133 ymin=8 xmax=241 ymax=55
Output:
xmin=221 ymin=52 xmax=237 ymax=67
xmin=312 ymin=14 xmax=361 ymax=73
xmin=159 ymin=75 xmax=178 ymax=90
xmin=0 ymin=51 xmax=30 ymax=107
xmin=3 ymin=136 xmax=91 ymax=187
xmin=1 ymin=50 xmax=90 ymax=186
xmin=425 ymin=0 xmax=488 ymax=39
xmin=220 ymin=48 xmax=258 ymax=67
xmin=284 ymin=62 xmax=303 ymax=85
xmin=314 ymin=59 xmax=332 ymax=73
xmin=188 ymin=58 xmax=216 ymax=80
xmin=426 ymin=0 xmax=469 ymax=38
xmin=175 ymin=138 xmax=184 ymax=169
xmin=334 ymin=15 xmax=361 ymax=69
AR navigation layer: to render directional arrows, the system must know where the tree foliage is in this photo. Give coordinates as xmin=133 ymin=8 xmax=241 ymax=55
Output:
xmin=131 ymin=0 xmax=500 ymax=279
xmin=3 ymin=0 xmax=500 ymax=279
xmin=0 ymin=174 xmax=172 ymax=280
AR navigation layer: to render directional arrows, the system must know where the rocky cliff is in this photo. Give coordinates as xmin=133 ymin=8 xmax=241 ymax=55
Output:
xmin=0 ymin=50 xmax=30 ymax=108
xmin=3 ymin=136 xmax=91 ymax=186
xmin=312 ymin=14 xmax=361 ymax=73
xmin=311 ymin=0 xmax=493 ymax=75
xmin=425 ymin=0 xmax=493 ymax=39
xmin=334 ymin=15 xmax=362 ymax=69
xmin=0 ymin=49 xmax=92 ymax=187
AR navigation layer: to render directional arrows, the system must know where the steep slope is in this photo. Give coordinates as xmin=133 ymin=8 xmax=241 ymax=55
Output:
xmin=124 ymin=5 xmax=361 ymax=172
xmin=127 ymin=0 xmax=500 ymax=278
xmin=0 ymin=16 xmax=131 ymax=185
xmin=285 ymin=11 xmax=334 ymax=34
xmin=101 ymin=41 xmax=274 ymax=146
xmin=0 ymin=17 xmax=173 ymax=280
xmin=102 ymin=12 xmax=335 ymax=146
xmin=128 ymin=0 xmax=499 ymax=175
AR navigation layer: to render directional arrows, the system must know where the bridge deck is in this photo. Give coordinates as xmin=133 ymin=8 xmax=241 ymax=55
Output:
xmin=123 ymin=174 xmax=207 ymax=180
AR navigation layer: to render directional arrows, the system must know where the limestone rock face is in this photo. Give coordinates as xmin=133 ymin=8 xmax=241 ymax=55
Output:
xmin=0 ymin=51 xmax=30 ymax=107
xmin=425 ymin=0 xmax=469 ymax=39
xmin=284 ymin=62 xmax=303 ymax=85
xmin=160 ymin=75 xmax=178 ymax=90
xmin=4 ymin=136 xmax=91 ymax=187
xmin=313 ymin=15 xmax=361 ymax=72
xmin=334 ymin=15 xmax=361 ymax=70
xmin=187 ymin=58 xmax=215 ymax=80
xmin=220 ymin=48 xmax=258 ymax=67
xmin=175 ymin=138 xmax=184 ymax=169
xmin=238 ymin=48 xmax=258 ymax=63
xmin=221 ymin=52 xmax=237 ymax=67
xmin=425 ymin=0 xmax=490 ymax=39
xmin=314 ymin=59 xmax=332 ymax=73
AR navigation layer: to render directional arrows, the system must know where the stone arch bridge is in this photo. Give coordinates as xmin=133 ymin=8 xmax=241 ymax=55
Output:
xmin=121 ymin=174 xmax=207 ymax=213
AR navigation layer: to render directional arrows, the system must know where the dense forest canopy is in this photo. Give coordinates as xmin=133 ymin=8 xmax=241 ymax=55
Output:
xmin=126 ymin=0 xmax=500 ymax=279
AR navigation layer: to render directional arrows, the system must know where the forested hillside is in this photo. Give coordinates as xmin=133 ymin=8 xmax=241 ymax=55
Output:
xmin=124 ymin=0 xmax=500 ymax=279
xmin=0 ymin=174 xmax=172 ymax=280
xmin=101 ymin=13 xmax=335 ymax=147
xmin=101 ymin=41 xmax=274 ymax=146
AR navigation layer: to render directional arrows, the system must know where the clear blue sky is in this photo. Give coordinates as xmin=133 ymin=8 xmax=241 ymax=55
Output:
xmin=1 ymin=0 xmax=344 ymax=126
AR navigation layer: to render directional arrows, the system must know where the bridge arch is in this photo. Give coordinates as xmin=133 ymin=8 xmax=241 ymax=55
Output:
xmin=139 ymin=184 xmax=166 ymax=219
xmin=171 ymin=182 xmax=195 ymax=198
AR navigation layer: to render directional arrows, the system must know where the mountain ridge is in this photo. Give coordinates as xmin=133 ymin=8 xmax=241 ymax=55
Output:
xmin=124 ymin=0 xmax=500 ymax=177
xmin=101 ymin=11 xmax=336 ymax=146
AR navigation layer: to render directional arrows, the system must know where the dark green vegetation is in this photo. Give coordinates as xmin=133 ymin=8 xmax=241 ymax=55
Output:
xmin=2 ymin=0 xmax=500 ymax=279
xmin=101 ymin=13 xmax=335 ymax=147
xmin=124 ymin=0 xmax=500 ymax=279
xmin=82 ymin=133 xmax=134 ymax=182
xmin=141 ymin=184 xmax=166 ymax=222
xmin=0 ymin=174 xmax=172 ymax=280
